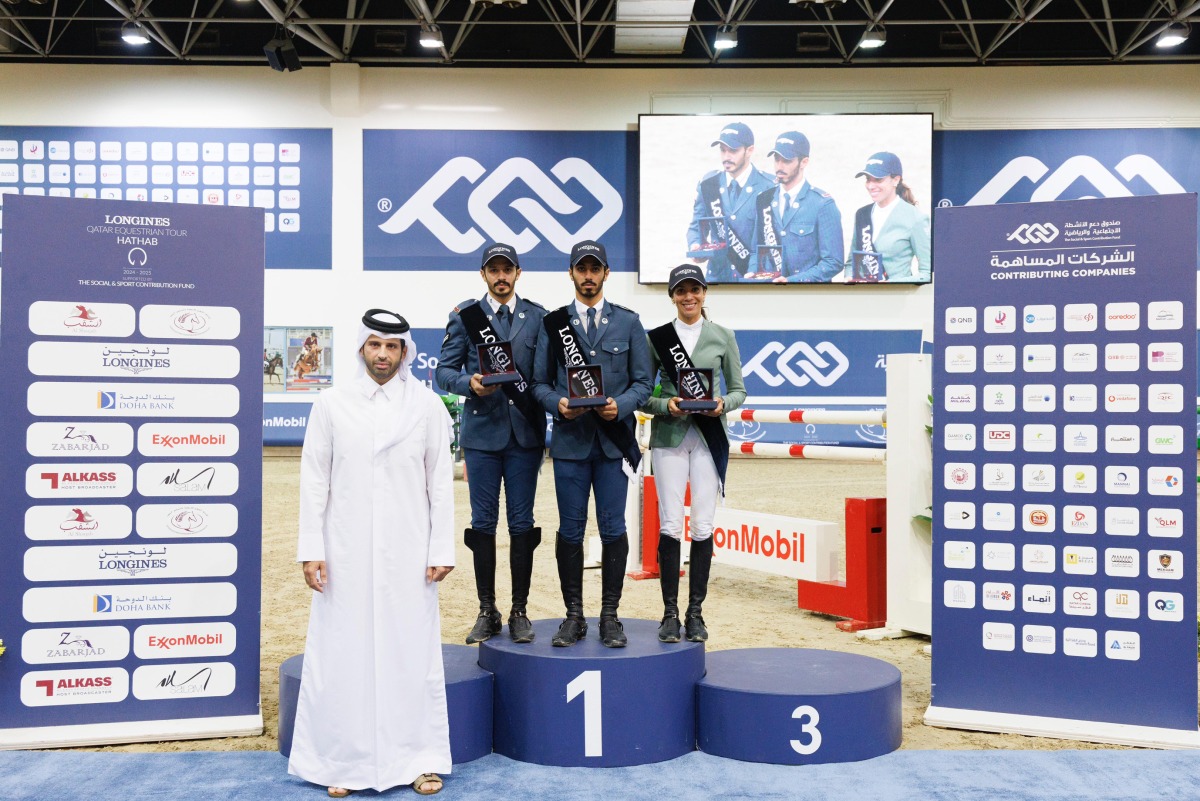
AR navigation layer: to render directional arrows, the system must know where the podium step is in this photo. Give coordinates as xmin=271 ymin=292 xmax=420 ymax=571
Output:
xmin=479 ymin=618 xmax=704 ymax=767
xmin=277 ymin=644 xmax=494 ymax=764
xmin=697 ymin=648 xmax=902 ymax=764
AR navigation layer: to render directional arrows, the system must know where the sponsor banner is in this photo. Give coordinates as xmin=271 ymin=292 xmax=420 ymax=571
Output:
xmin=135 ymin=462 xmax=239 ymax=497
xmin=132 ymin=661 xmax=236 ymax=701
xmin=25 ymin=463 xmax=133 ymax=499
xmin=139 ymin=304 xmax=242 ymax=340
xmin=22 ymin=582 xmax=238 ymax=623
xmin=363 ymin=130 xmax=632 ymax=272
xmin=28 ymin=381 xmax=240 ymax=418
xmin=26 ymin=422 xmax=134 ymax=458
xmin=698 ymin=507 xmax=838 ymax=582
xmin=25 ymin=504 xmax=133 ymax=541
xmin=135 ymin=503 xmax=238 ymax=539
xmin=932 ymin=194 xmax=1197 ymax=731
xmin=262 ymin=402 xmax=311 ymax=446
xmin=24 ymin=543 xmax=238 ymax=582
xmin=21 ymin=626 xmax=131 ymax=665
xmin=0 ymin=124 xmax=332 ymax=270
xmin=28 ymin=300 xmax=135 ymax=338
xmin=20 ymin=668 xmax=130 ymax=707
xmin=133 ymin=622 xmax=237 ymax=660
xmin=28 ymin=341 xmax=240 ymax=379
xmin=137 ymin=423 xmax=239 ymax=457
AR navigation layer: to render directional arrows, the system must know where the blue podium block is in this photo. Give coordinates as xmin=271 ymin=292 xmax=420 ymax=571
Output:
xmin=277 ymin=645 xmax=494 ymax=764
xmin=697 ymin=648 xmax=902 ymax=765
xmin=478 ymin=618 xmax=704 ymax=767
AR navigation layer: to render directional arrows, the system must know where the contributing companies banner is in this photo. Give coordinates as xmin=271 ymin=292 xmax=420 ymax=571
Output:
xmin=0 ymin=126 xmax=331 ymax=269
xmin=363 ymin=130 xmax=633 ymax=272
xmin=930 ymin=194 xmax=1198 ymax=731
xmin=0 ymin=195 xmax=264 ymax=744
xmin=729 ymin=329 xmax=922 ymax=447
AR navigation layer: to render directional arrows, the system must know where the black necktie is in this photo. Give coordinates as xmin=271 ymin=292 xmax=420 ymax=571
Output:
xmin=586 ymin=307 xmax=597 ymax=345
xmin=494 ymin=305 xmax=509 ymax=337
xmin=728 ymin=181 xmax=741 ymax=206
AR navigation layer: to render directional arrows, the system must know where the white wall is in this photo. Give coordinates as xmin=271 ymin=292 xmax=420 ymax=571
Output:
xmin=3 ymin=63 xmax=1198 ymax=375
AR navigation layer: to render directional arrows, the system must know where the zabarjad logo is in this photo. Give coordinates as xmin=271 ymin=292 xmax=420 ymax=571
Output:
xmin=377 ymin=157 xmax=623 ymax=253
xmin=1006 ymin=223 xmax=1060 ymax=244
xmin=742 ymin=341 xmax=849 ymax=388
xmin=965 ymin=155 xmax=1186 ymax=205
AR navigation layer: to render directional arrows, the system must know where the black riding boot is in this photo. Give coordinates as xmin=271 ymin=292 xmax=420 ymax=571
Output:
xmin=551 ymin=535 xmax=587 ymax=647
xmin=507 ymin=527 xmax=541 ymax=643
xmin=657 ymin=535 xmax=682 ymax=643
xmin=684 ymin=536 xmax=714 ymax=642
xmin=464 ymin=528 xmax=501 ymax=644
xmin=599 ymin=534 xmax=630 ymax=648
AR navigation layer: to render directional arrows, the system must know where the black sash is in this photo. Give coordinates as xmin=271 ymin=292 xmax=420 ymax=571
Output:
xmin=458 ymin=301 xmax=545 ymax=435
xmin=700 ymin=174 xmax=751 ymax=276
xmin=542 ymin=307 xmax=641 ymax=470
xmin=647 ymin=322 xmax=730 ymax=487
xmin=852 ymin=205 xmax=886 ymax=281
xmin=755 ymin=191 xmax=785 ymax=275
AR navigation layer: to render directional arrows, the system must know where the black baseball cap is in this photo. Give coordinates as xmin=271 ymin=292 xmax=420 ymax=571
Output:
xmin=667 ymin=264 xmax=708 ymax=293
xmin=481 ymin=242 xmax=519 ymax=269
xmin=570 ymin=240 xmax=608 ymax=268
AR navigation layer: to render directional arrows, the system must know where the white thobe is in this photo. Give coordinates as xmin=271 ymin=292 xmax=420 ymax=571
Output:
xmin=288 ymin=371 xmax=456 ymax=792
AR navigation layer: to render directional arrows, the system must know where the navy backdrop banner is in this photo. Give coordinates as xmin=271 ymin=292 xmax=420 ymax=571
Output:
xmin=0 ymin=127 xmax=331 ymax=269
xmin=931 ymin=194 xmax=1198 ymax=729
xmin=0 ymin=195 xmax=264 ymax=737
xmin=363 ymin=130 xmax=634 ymax=272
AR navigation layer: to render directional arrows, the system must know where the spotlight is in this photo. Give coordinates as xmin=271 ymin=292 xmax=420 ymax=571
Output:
xmin=714 ymin=25 xmax=737 ymax=50
xmin=419 ymin=23 xmax=443 ymax=48
xmin=859 ymin=26 xmax=886 ymax=49
xmin=121 ymin=21 xmax=151 ymax=45
xmin=264 ymin=37 xmax=302 ymax=71
xmin=1156 ymin=21 xmax=1189 ymax=48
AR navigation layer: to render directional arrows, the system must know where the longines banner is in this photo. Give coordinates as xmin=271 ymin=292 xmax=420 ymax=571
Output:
xmin=0 ymin=126 xmax=331 ymax=269
xmin=0 ymin=195 xmax=264 ymax=747
xmin=929 ymin=194 xmax=1199 ymax=742
xmin=362 ymin=130 xmax=633 ymax=272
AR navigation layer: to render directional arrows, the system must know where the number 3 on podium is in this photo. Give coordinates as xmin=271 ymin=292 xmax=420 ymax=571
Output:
xmin=567 ymin=670 xmax=603 ymax=757
xmin=790 ymin=704 xmax=822 ymax=755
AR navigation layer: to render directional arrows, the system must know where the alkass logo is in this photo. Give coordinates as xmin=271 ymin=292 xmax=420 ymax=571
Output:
xmin=967 ymin=155 xmax=1186 ymax=205
xmin=377 ymin=157 xmax=623 ymax=254
xmin=1006 ymin=223 xmax=1059 ymax=244
xmin=742 ymin=341 xmax=849 ymax=388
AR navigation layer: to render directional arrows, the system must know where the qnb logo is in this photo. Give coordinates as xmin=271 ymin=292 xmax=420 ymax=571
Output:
xmin=742 ymin=341 xmax=849 ymax=388
xmin=967 ymin=154 xmax=1186 ymax=205
xmin=377 ymin=157 xmax=623 ymax=254
xmin=1006 ymin=223 xmax=1059 ymax=244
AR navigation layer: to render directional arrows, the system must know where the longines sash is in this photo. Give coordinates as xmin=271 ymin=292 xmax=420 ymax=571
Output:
xmin=459 ymin=301 xmax=545 ymax=435
xmin=543 ymin=306 xmax=641 ymax=470
xmin=755 ymin=191 xmax=785 ymax=275
xmin=647 ymin=322 xmax=730 ymax=487
xmin=852 ymin=205 xmax=886 ymax=281
xmin=700 ymin=174 xmax=752 ymax=276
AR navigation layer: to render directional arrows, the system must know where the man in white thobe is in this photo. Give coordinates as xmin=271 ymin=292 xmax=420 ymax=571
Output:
xmin=289 ymin=309 xmax=455 ymax=797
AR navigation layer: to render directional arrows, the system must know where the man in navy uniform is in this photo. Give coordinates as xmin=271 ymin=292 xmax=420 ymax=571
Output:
xmin=687 ymin=121 xmax=775 ymax=284
xmin=752 ymin=130 xmax=844 ymax=282
xmin=532 ymin=240 xmax=653 ymax=648
xmin=437 ymin=242 xmax=547 ymax=645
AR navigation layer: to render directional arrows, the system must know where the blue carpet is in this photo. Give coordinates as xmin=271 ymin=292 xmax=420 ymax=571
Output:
xmin=1 ymin=749 xmax=1198 ymax=801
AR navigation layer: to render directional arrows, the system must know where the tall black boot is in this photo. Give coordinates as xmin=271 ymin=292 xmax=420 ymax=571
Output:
xmin=551 ymin=535 xmax=587 ymax=647
xmin=507 ymin=527 xmax=541 ymax=644
xmin=657 ymin=536 xmax=682 ymax=643
xmin=685 ymin=536 xmax=714 ymax=642
xmin=599 ymin=534 xmax=629 ymax=648
xmin=464 ymin=528 xmax=501 ymax=644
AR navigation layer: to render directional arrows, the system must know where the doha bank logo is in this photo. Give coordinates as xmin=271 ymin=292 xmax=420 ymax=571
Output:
xmin=375 ymin=156 xmax=623 ymax=254
xmin=962 ymin=154 xmax=1186 ymax=206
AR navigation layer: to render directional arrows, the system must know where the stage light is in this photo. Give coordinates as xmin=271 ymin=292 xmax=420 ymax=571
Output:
xmin=419 ymin=23 xmax=443 ymax=48
xmin=121 ymin=21 xmax=151 ymax=45
xmin=264 ymin=38 xmax=302 ymax=71
xmin=1156 ymin=21 xmax=1189 ymax=48
xmin=859 ymin=26 xmax=886 ymax=49
xmin=714 ymin=25 xmax=737 ymax=50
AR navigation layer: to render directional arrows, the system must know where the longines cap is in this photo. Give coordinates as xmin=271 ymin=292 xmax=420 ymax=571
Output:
xmin=481 ymin=242 xmax=519 ymax=269
xmin=767 ymin=131 xmax=811 ymax=161
xmin=570 ymin=240 xmax=608 ymax=267
xmin=712 ymin=122 xmax=754 ymax=149
xmin=667 ymin=264 xmax=708 ymax=293
xmin=856 ymin=151 xmax=903 ymax=179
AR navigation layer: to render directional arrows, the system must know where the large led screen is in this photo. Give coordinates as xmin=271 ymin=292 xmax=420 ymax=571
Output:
xmin=639 ymin=113 xmax=933 ymax=285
